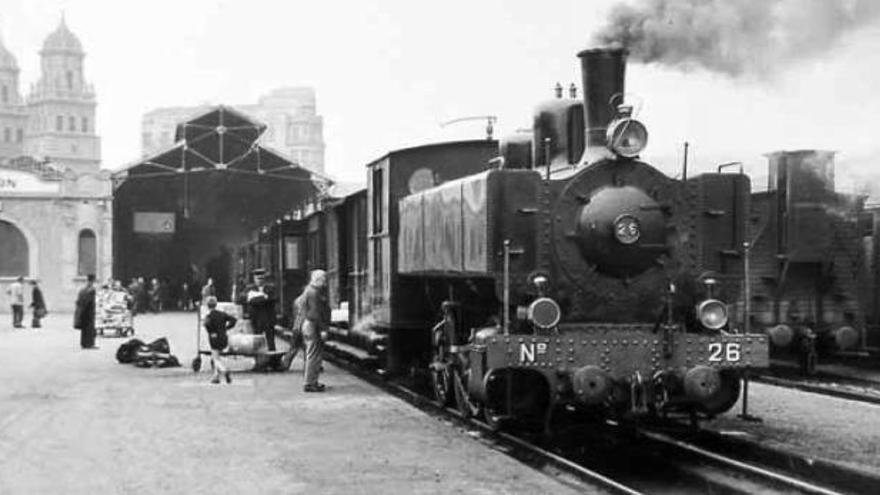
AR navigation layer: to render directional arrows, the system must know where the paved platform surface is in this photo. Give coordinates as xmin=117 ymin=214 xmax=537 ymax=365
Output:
xmin=704 ymin=380 xmax=880 ymax=475
xmin=0 ymin=312 xmax=588 ymax=494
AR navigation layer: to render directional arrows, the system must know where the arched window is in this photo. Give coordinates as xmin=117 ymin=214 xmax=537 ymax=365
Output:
xmin=66 ymin=70 xmax=73 ymax=89
xmin=3 ymin=128 xmax=9 ymax=143
xmin=81 ymin=116 xmax=88 ymax=133
xmin=56 ymin=115 xmax=63 ymax=132
xmin=15 ymin=128 xmax=23 ymax=143
xmin=1 ymin=85 xmax=7 ymax=103
xmin=0 ymin=220 xmax=29 ymax=276
xmin=77 ymin=229 xmax=97 ymax=276
xmin=69 ymin=116 xmax=76 ymax=132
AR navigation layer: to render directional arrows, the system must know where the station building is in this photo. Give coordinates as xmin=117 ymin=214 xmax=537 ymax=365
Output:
xmin=0 ymin=19 xmax=110 ymax=313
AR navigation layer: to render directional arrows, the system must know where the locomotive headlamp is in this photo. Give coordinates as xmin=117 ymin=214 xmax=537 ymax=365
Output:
xmin=697 ymin=299 xmax=728 ymax=330
xmin=528 ymin=297 xmax=561 ymax=330
xmin=606 ymin=118 xmax=648 ymax=158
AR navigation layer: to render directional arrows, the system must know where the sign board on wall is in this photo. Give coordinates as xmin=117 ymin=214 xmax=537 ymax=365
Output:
xmin=133 ymin=212 xmax=176 ymax=234
xmin=0 ymin=169 xmax=62 ymax=195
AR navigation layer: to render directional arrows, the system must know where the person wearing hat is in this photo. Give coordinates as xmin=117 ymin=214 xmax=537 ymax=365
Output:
xmin=244 ymin=268 xmax=278 ymax=368
xmin=74 ymin=274 xmax=98 ymax=349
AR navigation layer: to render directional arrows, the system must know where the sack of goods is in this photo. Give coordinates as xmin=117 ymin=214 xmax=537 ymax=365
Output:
xmin=228 ymin=333 xmax=267 ymax=354
xmin=115 ymin=337 xmax=181 ymax=368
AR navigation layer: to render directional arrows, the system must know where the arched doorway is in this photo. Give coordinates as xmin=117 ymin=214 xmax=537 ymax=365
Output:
xmin=0 ymin=220 xmax=29 ymax=276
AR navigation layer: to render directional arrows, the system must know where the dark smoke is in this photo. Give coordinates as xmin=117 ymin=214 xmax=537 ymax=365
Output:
xmin=594 ymin=0 xmax=880 ymax=76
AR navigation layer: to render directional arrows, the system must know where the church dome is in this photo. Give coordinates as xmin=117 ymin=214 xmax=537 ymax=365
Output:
xmin=41 ymin=18 xmax=83 ymax=54
xmin=0 ymin=35 xmax=18 ymax=70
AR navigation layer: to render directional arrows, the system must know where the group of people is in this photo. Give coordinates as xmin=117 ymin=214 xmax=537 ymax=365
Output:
xmin=5 ymin=276 xmax=47 ymax=329
xmin=67 ymin=267 xmax=331 ymax=391
xmin=125 ymin=277 xmax=166 ymax=314
xmin=204 ymin=268 xmax=330 ymax=392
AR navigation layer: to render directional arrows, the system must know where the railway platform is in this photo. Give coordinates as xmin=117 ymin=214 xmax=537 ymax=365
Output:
xmin=0 ymin=312 xmax=588 ymax=495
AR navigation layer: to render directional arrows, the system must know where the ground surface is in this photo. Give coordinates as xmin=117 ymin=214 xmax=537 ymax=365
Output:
xmin=705 ymin=380 xmax=880 ymax=475
xmin=0 ymin=312 xmax=589 ymax=495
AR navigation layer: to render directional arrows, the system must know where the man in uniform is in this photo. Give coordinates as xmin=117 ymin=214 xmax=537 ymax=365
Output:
xmin=242 ymin=268 xmax=278 ymax=369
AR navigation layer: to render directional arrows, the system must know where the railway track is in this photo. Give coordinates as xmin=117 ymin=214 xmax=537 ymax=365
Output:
xmin=754 ymin=372 xmax=880 ymax=407
xmin=317 ymin=340 xmax=878 ymax=494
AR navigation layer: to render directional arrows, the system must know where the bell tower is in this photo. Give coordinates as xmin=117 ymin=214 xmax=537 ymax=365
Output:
xmin=25 ymin=16 xmax=100 ymax=172
xmin=0 ymin=31 xmax=27 ymax=160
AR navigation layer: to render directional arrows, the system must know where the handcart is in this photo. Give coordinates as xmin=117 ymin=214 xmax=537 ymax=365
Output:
xmin=190 ymin=302 xmax=294 ymax=372
xmin=96 ymin=290 xmax=135 ymax=337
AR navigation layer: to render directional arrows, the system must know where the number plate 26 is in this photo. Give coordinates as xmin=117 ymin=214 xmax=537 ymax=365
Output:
xmin=708 ymin=342 xmax=741 ymax=362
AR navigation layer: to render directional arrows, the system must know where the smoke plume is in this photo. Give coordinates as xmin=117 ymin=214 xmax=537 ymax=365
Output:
xmin=593 ymin=0 xmax=880 ymax=76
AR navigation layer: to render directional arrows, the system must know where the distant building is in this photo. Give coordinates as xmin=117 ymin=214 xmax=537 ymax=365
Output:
xmin=0 ymin=19 xmax=111 ymax=313
xmin=142 ymin=87 xmax=325 ymax=173
xmin=0 ymin=18 xmax=101 ymax=171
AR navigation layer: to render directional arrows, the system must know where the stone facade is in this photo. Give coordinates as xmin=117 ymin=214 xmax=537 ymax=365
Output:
xmin=0 ymin=157 xmax=112 ymax=313
xmin=142 ymin=87 xmax=325 ymax=173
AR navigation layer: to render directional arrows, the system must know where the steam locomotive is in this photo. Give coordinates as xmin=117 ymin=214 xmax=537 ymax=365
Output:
xmin=239 ymin=47 xmax=770 ymax=427
xmin=745 ymin=150 xmax=874 ymax=367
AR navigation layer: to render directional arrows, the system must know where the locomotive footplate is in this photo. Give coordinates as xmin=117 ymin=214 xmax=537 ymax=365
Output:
xmin=481 ymin=326 xmax=769 ymax=373
xmin=474 ymin=325 xmax=769 ymax=413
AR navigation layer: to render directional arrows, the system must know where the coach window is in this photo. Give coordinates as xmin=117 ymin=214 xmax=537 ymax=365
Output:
xmin=0 ymin=221 xmax=29 ymax=277
xmin=283 ymin=236 xmax=303 ymax=270
xmin=372 ymin=167 xmax=384 ymax=234
xmin=77 ymin=229 xmax=97 ymax=276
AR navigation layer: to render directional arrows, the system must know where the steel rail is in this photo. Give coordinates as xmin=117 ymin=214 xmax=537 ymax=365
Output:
xmin=638 ymin=430 xmax=845 ymax=495
xmin=753 ymin=374 xmax=880 ymax=406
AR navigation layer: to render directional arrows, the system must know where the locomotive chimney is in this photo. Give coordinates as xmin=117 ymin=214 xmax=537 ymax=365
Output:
xmin=577 ymin=47 xmax=628 ymax=162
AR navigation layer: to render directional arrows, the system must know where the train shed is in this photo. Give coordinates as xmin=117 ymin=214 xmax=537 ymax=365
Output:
xmin=112 ymin=106 xmax=328 ymax=300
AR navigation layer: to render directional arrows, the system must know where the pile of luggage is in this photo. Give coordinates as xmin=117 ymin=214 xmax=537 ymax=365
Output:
xmin=116 ymin=337 xmax=181 ymax=368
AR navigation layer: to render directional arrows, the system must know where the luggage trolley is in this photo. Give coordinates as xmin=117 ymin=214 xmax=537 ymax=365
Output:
xmin=96 ymin=290 xmax=135 ymax=337
xmin=191 ymin=302 xmax=294 ymax=372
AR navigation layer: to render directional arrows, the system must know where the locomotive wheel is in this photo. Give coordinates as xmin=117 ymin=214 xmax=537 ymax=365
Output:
xmin=278 ymin=351 xmax=295 ymax=372
xmin=431 ymin=364 xmax=453 ymax=407
xmin=483 ymin=407 xmax=507 ymax=432
xmin=452 ymin=369 xmax=478 ymax=418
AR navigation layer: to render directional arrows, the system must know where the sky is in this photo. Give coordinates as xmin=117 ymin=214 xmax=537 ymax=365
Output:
xmin=2 ymin=0 xmax=880 ymax=192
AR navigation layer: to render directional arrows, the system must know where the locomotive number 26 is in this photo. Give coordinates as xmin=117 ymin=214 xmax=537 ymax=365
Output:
xmin=708 ymin=343 xmax=741 ymax=362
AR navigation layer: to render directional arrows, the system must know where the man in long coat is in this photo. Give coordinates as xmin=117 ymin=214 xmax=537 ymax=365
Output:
xmin=74 ymin=274 xmax=98 ymax=349
xmin=29 ymin=280 xmax=46 ymax=328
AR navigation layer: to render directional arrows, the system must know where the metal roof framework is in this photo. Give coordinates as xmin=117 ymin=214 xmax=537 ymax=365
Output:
xmin=113 ymin=105 xmax=331 ymax=188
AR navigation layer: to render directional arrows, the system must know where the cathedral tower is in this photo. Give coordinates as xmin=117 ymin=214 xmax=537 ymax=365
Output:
xmin=0 ymin=32 xmax=27 ymax=159
xmin=25 ymin=17 xmax=100 ymax=172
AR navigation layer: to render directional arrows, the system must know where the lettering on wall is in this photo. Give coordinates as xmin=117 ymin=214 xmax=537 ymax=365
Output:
xmin=0 ymin=169 xmax=61 ymax=194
